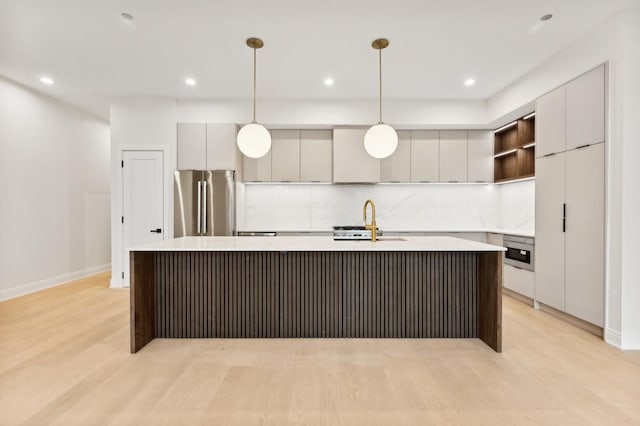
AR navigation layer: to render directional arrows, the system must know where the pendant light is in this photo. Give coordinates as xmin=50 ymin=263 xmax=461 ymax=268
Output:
xmin=364 ymin=38 xmax=398 ymax=159
xmin=237 ymin=37 xmax=271 ymax=158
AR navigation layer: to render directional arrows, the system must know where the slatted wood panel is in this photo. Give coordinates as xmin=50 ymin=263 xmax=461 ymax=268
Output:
xmin=153 ymin=251 xmax=479 ymax=339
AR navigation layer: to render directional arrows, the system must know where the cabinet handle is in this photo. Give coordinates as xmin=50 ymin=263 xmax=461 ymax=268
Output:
xmin=197 ymin=181 xmax=202 ymax=234
xmin=562 ymin=203 xmax=566 ymax=233
xmin=202 ymin=181 xmax=207 ymax=234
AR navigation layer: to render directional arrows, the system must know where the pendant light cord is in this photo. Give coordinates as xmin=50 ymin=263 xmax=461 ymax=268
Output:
xmin=252 ymin=47 xmax=257 ymax=123
xmin=378 ymin=47 xmax=383 ymax=124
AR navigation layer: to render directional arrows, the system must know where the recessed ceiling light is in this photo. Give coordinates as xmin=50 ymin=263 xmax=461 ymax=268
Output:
xmin=464 ymin=78 xmax=475 ymax=87
xmin=540 ymin=14 xmax=553 ymax=21
xmin=40 ymin=76 xmax=54 ymax=85
xmin=185 ymin=78 xmax=196 ymax=86
xmin=121 ymin=12 xmax=134 ymax=21
xmin=324 ymin=77 xmax=334 ymax=86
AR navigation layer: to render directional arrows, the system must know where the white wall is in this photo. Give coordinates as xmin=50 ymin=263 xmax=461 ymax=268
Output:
xmin=488 ymin=9 xmax=640 ymax=349
xmin=0 ymin=76 xmax=111 ymax=300
xmin=618 ymin=11 xmax=640 ymax=349
xmin=109 ymin=98 xmax=177 ymax=288
xmin=177 ymin=98 xmax=489 ymax=128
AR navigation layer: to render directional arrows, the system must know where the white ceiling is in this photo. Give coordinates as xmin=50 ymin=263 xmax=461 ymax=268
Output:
xmin=1 ymin=0 xmax=638 ymax=120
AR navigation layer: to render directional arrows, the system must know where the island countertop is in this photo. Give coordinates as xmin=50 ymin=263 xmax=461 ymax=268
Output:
xmin=130 ymin=236 xmax=506 ymax=253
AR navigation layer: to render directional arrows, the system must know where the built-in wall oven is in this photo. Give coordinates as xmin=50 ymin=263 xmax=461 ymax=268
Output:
xmin=503 ymin=235 xmax=534 ymax=271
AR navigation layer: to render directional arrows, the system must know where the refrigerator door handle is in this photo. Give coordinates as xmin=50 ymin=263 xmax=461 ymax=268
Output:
xmin=197 ymin=180 xmax=202 ymax=234
xmin=202 ymin=181 xmax=208 ymax=234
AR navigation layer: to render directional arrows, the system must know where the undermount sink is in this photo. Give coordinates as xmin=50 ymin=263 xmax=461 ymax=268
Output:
xmin=367 ymin=237 xmax=406 ymax=242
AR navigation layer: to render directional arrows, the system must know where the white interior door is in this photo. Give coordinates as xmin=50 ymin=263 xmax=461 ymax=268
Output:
xmin=123 ymin=150 xmax=164 ymax=287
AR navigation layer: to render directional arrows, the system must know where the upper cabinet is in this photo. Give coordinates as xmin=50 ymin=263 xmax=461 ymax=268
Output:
xmin=177 ymin=123 xmax=237 ymax=170
xmin=467 ymin=130 xmax=493 ymax=182
xmin=535 ymin=86 xmax=566 ymax=157
xmin=300 ymin=130 xmax=332 ymax=182
xmin=242 ymin=129 xmax=333 ymax=182
xmin=494 ymin=116 xmax=536 ymax=182
xmin=242 ymin=148 xmax=272 ymax=182
xmin=177 ymin=123 xmax=207 ymax=170
xmin=410 ymin=130 xmax=440 ymax=182
xmin=271 ymin=130 xmax=301 ymax=182
xmin=333 ymin=128 xmax=380 ymax=183
xmin=380 ymin=130 xmax=411 ymax=182
xmin=224 ymin=125 xmax=495 ymax=184
xmin=535 ymin=64 xmax=605 ymax=158
xmin=566 ymin=65 xmax=605 ymax=151
xmin=439 ymin=130 xmax=468 ymax=182
xmin=206 ymin=124 xmax=237 ymax=171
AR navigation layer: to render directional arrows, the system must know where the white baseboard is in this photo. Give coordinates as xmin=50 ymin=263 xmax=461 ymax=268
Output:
xmin=605 ymin=328 xmax=640 ymax=350
xmin=0 ymin=263 xmax=111 ymax=302
xmin=621 ymin=331 xmax=640 ymax=350
xmin=110 ymin=275 xmax=122 ymax=289
xmin=605 ymin=328 xmax=622 ymax=348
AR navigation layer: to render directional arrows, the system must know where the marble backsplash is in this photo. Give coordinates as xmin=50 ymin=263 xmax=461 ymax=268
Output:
xmin=237 ymin=180 xmax=535 ymax=234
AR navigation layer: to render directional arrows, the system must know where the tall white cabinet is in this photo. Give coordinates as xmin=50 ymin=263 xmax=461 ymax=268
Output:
xmin=564 ymin=143 xmax=605 ymax=325
xmin=534 ymin=64 xmax=606 ymax=327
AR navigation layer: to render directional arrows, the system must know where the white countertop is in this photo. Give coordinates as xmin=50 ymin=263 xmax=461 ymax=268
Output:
xmin=131 ymin=236 xmax=506 ymax=252
xmin=239 ymin=228 xmax=535 ymax=238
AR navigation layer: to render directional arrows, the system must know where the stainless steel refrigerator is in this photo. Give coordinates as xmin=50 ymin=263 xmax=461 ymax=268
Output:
xmin=174 ymin=170 xmax=235 ymax=237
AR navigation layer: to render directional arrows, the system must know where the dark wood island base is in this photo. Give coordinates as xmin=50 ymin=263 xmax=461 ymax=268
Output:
xmin=131 ymin=250 xmax=501 ymax=353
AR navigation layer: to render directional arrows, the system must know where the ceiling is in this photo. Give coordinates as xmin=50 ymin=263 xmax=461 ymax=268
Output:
xmin=1 ymin=0 xmax=638 ymax=120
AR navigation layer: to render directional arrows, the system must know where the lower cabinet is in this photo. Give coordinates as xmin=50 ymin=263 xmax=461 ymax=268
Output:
xmin=425 ymin=232 xmax=486 ymax=243
xmin=503 ymin=265 xmax=535 ymax=299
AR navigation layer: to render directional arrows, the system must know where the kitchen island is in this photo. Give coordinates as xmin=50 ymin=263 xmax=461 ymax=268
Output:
xmin=130 ymin=236 xmax=505 ymax=353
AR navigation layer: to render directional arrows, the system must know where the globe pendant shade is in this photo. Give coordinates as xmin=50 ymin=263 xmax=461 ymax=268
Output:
xmin=364 ymin=124 xmax=398 ymax=159
xmin=237 ymin=123 xmax=271 ymax=158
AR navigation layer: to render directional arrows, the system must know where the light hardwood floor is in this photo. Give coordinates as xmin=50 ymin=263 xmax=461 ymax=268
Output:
xmin=1 ymin=272 xmax=639 ymax=425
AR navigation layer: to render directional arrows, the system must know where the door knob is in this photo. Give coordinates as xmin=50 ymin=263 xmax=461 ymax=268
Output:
xmin=150 ymin=228 xmax=162 ymax=233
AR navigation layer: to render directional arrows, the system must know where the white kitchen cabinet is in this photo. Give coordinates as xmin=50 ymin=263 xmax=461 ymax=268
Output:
xmin=426 ymin=232 xmax=486 ymax=243
xmin=565 ymin=143 xmax=605 ymax=326
xmin=486 ymin=233 xmax=503 ymax=247
xmin=535 ymin=145 xmax=605 ymax=326
xmin=467 ymin=130 xmax=494 ymax=182
xmin=535 ymin=153 xmax=566 ymax=312
xmin=439 ymin=131 xmax=468 ymax=182
xmin=178 ymin=123 xmax=237 ymax=171
xmin=535 ymin=86 xmax=566 ymax=157
xmin=566 ymin=65 xmax=605 ymax=151
xmin=380 ymin=130 xmax=410 ymax=182
xmin=243 ymin=148 xmax=272 ymax=182
xmin=300 ymin=130 xmax=332 ymax=182
xmin=503 ymin=264 xmax=535 ymax=299
xmin=206 ymin=124 xmax=237 ymax=171
xmin=410 ymin=130 xmax=439 ymax=182
xmin=177 ymin=123 xmax=207 ymax=170
xmin=333 ymin=128 xmax=380 ymax=183
xmin=535 ymin=66 xmax=606 ymax=328
xmin=271 ymin=130 xmax=300 ymax=182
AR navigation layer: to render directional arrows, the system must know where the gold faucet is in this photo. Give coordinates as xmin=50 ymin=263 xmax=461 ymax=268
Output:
xmin=363 ymin=199 xmax=377 ymax=242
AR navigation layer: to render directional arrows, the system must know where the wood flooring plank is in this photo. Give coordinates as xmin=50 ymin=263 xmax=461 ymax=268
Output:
xmin=1 ymin=272 xmax=640 ymax=425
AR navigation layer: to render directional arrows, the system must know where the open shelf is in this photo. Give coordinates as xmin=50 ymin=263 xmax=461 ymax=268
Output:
xmin=494 ymin=115 xmax=535 ymax=182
